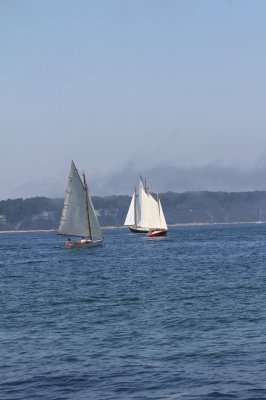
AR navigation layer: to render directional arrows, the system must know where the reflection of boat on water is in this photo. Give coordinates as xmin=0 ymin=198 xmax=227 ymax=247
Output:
xmin=256 ymin=208 xmax=263 ymax=224
xmin=58 ymin=161 xmax=103 ymax=247
xmin=124 ymin=177 xmax=168 ymax=237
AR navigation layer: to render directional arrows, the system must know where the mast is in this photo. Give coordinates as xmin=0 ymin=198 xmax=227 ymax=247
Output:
xmin=83 ymin=172 xmax=92 ymax=239
xmin=140 ymin=174 xmax=146 ymax=192
xmin=134 ymin=186 xmax=137 ymax=227
xmin=157 ymin=193 xmax=160 ymax=228
xmin=144 ymin=178 xmax=148 ymax=193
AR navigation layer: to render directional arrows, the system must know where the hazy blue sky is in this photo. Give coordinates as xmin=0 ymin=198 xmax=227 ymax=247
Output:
xmin=1 ymin=0 xmax=266 ymax=198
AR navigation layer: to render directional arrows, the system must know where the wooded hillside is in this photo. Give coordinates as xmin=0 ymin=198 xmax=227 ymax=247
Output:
xmin=0 ymin=191 xmax=266 ymax=231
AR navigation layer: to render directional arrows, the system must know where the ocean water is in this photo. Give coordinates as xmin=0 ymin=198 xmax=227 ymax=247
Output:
xmin=1 ymin=224 xmax=266 ymax=400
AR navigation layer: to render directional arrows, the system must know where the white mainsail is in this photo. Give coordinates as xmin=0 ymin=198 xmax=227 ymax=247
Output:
xmin=138 ymin=182 xmax=152 ymax=228
xmin=58 ymin=161 xmax=103 ymax=240
xmin=124 ymin=178 xmax=167 ymax=231
xmin=147 ymin=194 xmax=161 ymax=228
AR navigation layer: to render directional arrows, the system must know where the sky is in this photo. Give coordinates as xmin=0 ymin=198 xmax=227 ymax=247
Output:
xmin=1 ymin=0 xmax=266 ymax=199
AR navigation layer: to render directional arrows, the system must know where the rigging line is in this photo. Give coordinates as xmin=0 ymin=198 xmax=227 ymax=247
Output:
xmin=158 ymin=194 xmax=161 ymax=227
xmin=134 ymin=186 xmax=137 ymax=227
xmin=83 ymin=172 xmax=92 ymax=240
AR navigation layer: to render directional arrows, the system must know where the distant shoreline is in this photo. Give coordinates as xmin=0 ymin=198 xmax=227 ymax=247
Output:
xmin=0 ymin=229 xmax=56 ymax=234
xmin=0 ymin=221 xmax=264 ymax=234
xmin=169 ymin=221 xmax=265 ymax=227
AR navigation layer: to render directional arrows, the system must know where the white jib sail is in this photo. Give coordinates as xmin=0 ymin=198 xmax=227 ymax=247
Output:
xmin=158 ymin=199 xmax=167 ymax=230
xmin=87 ymin=194 xmax=103 ymax=240
xmin=58 ymin=161 xmax=102 ymax=239
xmin=124 ymin=192 xmax=135 ymax=226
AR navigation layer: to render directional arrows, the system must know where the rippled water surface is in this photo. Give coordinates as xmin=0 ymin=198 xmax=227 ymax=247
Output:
xmin=1 ymin=224 xmax=266 ymax=399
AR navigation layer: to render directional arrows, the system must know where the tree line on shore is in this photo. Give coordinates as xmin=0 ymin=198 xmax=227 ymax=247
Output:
xmin=0 ymin=191 xmax=266 ymax=231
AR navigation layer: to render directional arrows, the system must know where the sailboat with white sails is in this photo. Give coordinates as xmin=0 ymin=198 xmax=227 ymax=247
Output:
xmin=124 ymin=178 xmax=168 ymax=237
xmin=256 ymin=208 xmax=263 ymax=224
xmin=58 ymin=161 xmax=103 ymax=246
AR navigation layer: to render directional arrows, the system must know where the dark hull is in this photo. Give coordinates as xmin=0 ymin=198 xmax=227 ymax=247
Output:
xmin=129 ymin=226 xmax=149 ymax=233
xmin=147 ymin=230 xmax=167 ymax=237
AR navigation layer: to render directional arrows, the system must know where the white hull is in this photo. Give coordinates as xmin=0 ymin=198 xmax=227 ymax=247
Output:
xmin=65 ymin=239 xmax=103 ymax=247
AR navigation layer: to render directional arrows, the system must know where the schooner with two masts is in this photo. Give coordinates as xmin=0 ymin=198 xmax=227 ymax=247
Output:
xmin=124 ymin=178 xmax=168 ymax=237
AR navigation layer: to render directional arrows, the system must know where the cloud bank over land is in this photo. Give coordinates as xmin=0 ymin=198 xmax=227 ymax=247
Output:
xmin=87 ymin=161 xmax=266 ymax=196
xmin=5 ymin=159 xmax=266 ymax=200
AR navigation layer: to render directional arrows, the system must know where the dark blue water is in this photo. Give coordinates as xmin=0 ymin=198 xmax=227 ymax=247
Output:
xmin=1 ymin=224 xmax=266 ymax=399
